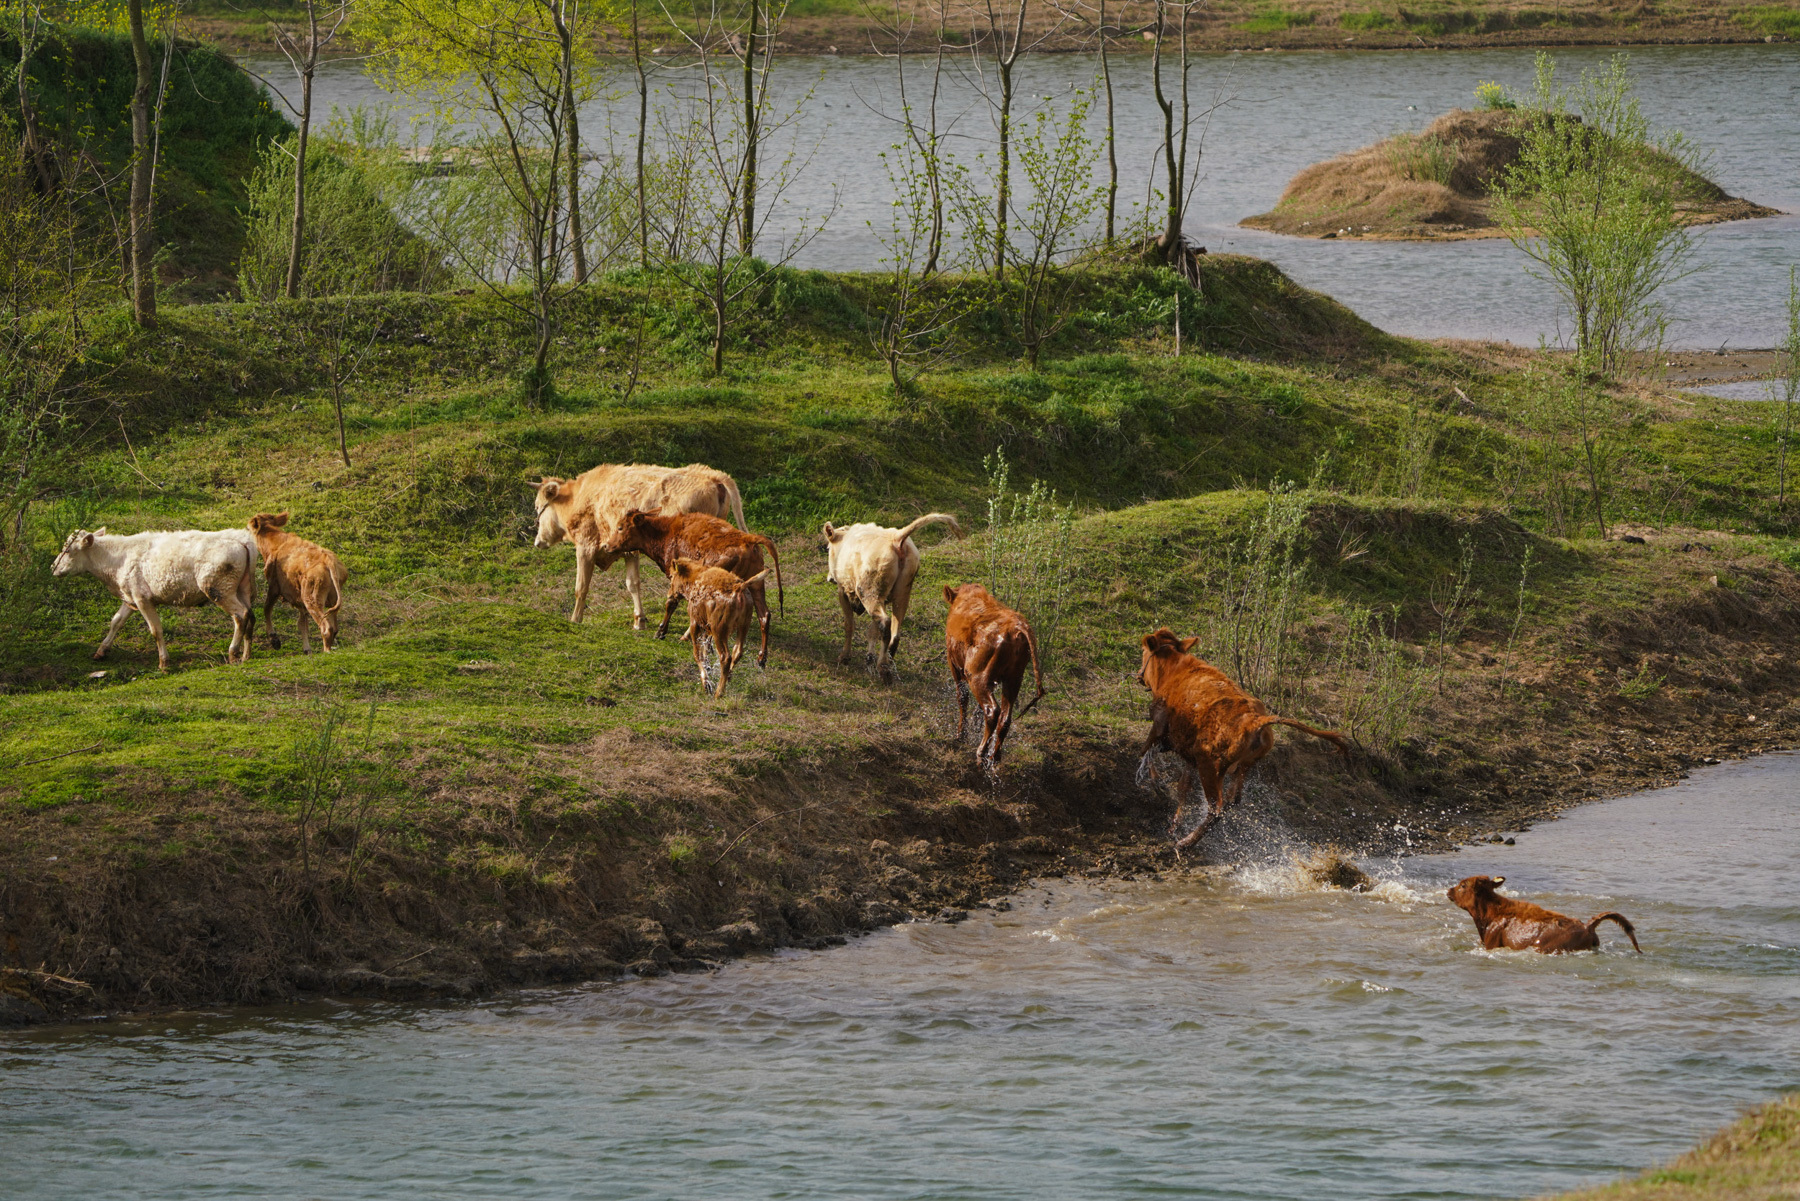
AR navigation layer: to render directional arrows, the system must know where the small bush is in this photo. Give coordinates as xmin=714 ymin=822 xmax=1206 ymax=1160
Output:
xmin=1384 ymin=133 xmax=1459 ymax=185
xmin=1474 ymin=81 xmax=1517 ymax=110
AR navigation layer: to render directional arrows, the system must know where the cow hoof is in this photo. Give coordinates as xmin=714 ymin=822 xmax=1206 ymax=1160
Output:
xmin=654 ymin=630 xmax=666 ymax=642
xmin=91 ymin=649 xmax=107 ymax=661
xmin=269 ymin=637 xmax=282 ymax=650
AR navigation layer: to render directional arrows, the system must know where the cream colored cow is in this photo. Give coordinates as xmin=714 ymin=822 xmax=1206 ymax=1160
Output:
xmin=51 ymin=527 xmax=260 ymax=669
xmin=822 ymin=512 xmax=963 ymax=681
xmin=531 ymin=462 xmax=746 ymax=626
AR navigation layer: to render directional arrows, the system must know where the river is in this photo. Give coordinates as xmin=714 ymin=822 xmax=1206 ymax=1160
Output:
xmin=254 ymin=43 xmax=1800 ymax=350
xmin=7 ymin=752 xmax=1798 ymax=1199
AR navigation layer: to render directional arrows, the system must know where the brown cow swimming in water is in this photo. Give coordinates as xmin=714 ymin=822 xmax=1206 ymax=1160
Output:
xmin=1447 ymin=875 xmax=1642 ymax=954
xmin=1136 ymin=628 xmax=1350 ymax=851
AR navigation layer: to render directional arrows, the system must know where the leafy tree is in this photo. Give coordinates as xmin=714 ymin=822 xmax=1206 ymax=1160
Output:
xmin=1493 ymin=53 xmax=1701 ymax=377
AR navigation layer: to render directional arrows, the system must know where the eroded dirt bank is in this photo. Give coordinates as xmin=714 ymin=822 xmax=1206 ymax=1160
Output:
xmin=6 ymin=535 xmax=1800 ymax=1027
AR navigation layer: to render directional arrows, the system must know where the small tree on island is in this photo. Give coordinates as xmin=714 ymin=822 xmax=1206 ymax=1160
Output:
xmin=1493 ymin=53 xmax=1701 ymax=378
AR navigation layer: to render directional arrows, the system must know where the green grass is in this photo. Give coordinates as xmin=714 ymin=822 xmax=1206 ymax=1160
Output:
xmin=5 ymin=260 xmax=1798 ymax=822
xmin=1735 ymin=4 xmax=1800 ymax=35
xmin=1240 ymin=7 xmax=1317 ymax=32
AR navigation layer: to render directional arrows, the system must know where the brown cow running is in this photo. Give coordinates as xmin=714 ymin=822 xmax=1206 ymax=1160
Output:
xmin=666 ymin=559 xmax=770 ymax=699
xmin=1136 ymin=628 xmax=1350 ymax=851
xmin=247 ymin=512 xmax=347 ymax=652
xmin=942 ymin=583 xmax=1044 ymax=766
xmin=1447 ymin=875 xmax=1642 ymax=954
xmin=603 ymin=509 xmax=784 ymax=666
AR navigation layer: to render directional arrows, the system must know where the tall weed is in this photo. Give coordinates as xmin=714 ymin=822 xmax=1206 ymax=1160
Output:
xmin=281 ymin=700 xmax=401 ymax=883
xmin=1328 ymin=605 xmax=1431 ymax=756
xmin=982 ymin=448 xmax=1075 ymax=673
xmin=1213 ymin=483 xmax=1310 ymax=705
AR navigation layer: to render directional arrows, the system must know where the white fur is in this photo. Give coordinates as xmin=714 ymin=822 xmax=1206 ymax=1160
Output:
xmin=52 ymin=528 xmax=260 ymax=669
xmin=822 ymin=513 xmax=962 ymax=679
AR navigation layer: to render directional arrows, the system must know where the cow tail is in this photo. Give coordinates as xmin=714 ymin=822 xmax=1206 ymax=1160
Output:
xmin=728 ymin=478 xmax=748 ymax=530
xmin=1257 ymin=716 xmax=1352 ymax=758
xmin=892 ymin=512 xmax=965 ymax=551
xmin=1587 ymin=912 xmax=1642 ymax=953
xmin=1016 ymin=623 xmax=1047 ymax=717
xmin=758 ymin=534 xmax=784 ymax=617
xmin=321 ymin=570 xmax=344 ymax=616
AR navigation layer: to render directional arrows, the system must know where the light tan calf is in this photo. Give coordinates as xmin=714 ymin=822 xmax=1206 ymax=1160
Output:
xmin=822 ymin=512 xmax=963 ymax=681
xmin=531 ymin=462 xmax=746 ymax=627
xmin=247 ymin=512 xmax=348 ymax=653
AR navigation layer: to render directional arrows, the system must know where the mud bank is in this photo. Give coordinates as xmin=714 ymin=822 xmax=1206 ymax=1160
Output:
xmin=7 ymin=532 xmax=1800 ymax=1027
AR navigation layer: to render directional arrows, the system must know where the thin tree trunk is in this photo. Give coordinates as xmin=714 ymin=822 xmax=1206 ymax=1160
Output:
xmin=633 ymin=0 xmax=649 ymax=267
xmin=331 ymin=374 xmax=351 ymax=466
xmin=739 ymin=0 xmax=760 ymax=257
xmin=284 ymin=1 xmax=317 ymax=299
xmin=556 ymin=0 xmax=588 ymax=283
xmin=1099 ymin=0 xmax=1116 ymax=244
xmin=920 ymin=1 xmax=947 ymax=276
xmin=126 ymin=0 xmax=157 ymax=328
xmin=1151 ymin=3 xmax=1178 ymax=259
xmin=15 ymin=12 xmax=58 ymax=193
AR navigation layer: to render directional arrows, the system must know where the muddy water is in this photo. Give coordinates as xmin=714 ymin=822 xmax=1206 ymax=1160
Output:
xmin=7 ymin=755 xmax=1800 ymax=1199
xmin=269 ymin=44 xmax=1800 ymax=348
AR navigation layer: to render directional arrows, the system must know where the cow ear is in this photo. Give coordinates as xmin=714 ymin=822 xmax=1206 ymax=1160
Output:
xmin=944 ymin=584 xmax=958 ymax=605
xmin=543 ymin=482 xmax=561 ymax=502
xmin=271 ymin=511 xmax=290 ymax=527
xmin=92 ymin=527 xmax=106 ymax=538
xmin=1180 ymin=636 xmax=1200 ymax=652
xmin=1490 ymin=876 xmax=1504 ymax=888
xmin=822 ymin=522 xmax=840 ymax=542
xmin=82 ymin=531 xmax=97 ymax=547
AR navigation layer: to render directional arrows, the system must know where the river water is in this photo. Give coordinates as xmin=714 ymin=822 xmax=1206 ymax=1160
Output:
xmin=7 ymin=753 xmax=1799 ymax=1199
xmin=262 ymin=44 xmax=1800 ymax=349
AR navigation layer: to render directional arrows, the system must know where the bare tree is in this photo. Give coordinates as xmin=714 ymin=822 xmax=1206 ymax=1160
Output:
xmin=256 ymin=0 xmax=355 ymax=298
xmin=1148 ymin=0 xmax=1224 ymax=274
xmin=126 ymin=0 xmax=157 ymax=327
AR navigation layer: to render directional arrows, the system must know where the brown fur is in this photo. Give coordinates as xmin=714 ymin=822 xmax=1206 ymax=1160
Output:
xmin=1447 ymin=875 xmax=1642 ymax=954
xmin=246 ymin=512 xmax=347 ymax=653
xmin=1136 ymin=628 xmax=1350 ymax=851
xmin=530 ymin=462 xmax=745 ymax=627
xmin=942 ymin=583 xmax=1044 ymax=767
xmin=604 ymin=509 xmax=784 ymax=667
xmin=666 ymin=559 xmax=770 ymax=699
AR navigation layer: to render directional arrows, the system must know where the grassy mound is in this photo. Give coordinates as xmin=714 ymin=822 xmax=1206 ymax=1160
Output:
xmin=3 ymin=27 xmax=292 ymax=299
xmin=1241 ymin=108 xmax=1780 ymax=241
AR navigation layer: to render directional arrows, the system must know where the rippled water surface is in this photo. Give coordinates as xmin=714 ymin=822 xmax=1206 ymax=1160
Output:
xmin=268 ymin=44 xmax=1800 ymax=347
xmin=7 ymin=755 xmax=1800 ymax=1199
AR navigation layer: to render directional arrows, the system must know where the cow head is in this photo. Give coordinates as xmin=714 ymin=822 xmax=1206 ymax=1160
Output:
xmin=667 ymin=557 xmax=703 ymax=597
xmin=1447 ymin=875 xmax=1504 ymax=913
xmin=247 ymin=511 xmax=290 ymax=536
xmin=601 ymin=509 xmax=655 ymax=554
xmin=51 ymin=528 xmax=105 ymax=578
xmin=1138 ymin=628 xmax=1200 ymax=690
xmin=532 ymin=480 xmax=569 ymax=548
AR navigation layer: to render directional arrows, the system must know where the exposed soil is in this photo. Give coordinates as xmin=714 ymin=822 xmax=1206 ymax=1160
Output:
xmin=1242 ymin=108 xmax=1783 ymax=241
xmin=7 ymin=533 xmax=1800 ymax=1028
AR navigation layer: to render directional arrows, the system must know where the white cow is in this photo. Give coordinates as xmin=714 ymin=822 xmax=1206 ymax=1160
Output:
xmin=822 ymin=512 xmax=963 ymax=681
xmin=52 ymin=527 xmax=260 ymax=670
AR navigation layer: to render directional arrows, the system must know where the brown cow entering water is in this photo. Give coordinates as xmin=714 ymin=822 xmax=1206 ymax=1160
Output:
xmin=1447 ymin=875 xmax=1642 ymax=954
xmin=666 ymin=559 xmax=770 ymax=699
xmin=942 ymin=583 xmax=1044 ymax=766
xmin=1136 ymin=628 xmax=1350 ymax=851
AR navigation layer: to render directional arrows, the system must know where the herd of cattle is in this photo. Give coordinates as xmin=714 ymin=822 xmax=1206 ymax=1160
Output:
xmin=48 ymin=459 xmax=1642 ymax=955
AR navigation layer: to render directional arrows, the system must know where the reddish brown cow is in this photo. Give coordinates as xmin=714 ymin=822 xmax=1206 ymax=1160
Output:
xmin=942 ymin=583 xmax=1044 ymax=766
xmin=603 ymin=509 xmax=784 ymax=666
xmin=247 ymin=512 xmax=347 ymax=652
xmin=666 ymin=559 xmax=770 ymax=699
xmin=1447 ymin=875 xmax=1642 ymax=954
xmin=1136 ymin=628 xmax=1350 ymax=850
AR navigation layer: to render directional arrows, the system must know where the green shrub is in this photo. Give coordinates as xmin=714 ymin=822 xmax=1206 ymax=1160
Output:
xmin=1340 ymin=11 xmax=1397 ymax=30
xmin=1475 ymin=81 xmax=1517 ymax=110
xmin=1384 ymin=132 xmax=1459 ymax=185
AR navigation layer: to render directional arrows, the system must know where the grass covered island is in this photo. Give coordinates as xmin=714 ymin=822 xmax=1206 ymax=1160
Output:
xmin=1242 ymin=106 xmax=1781 ymax=242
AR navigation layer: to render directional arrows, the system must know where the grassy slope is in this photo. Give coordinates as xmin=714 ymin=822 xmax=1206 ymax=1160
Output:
xmin=1546 ymin=1095 xmax=1800 ymax=1200
xmin=7 ymin=258 xmax=1800 ymax=1016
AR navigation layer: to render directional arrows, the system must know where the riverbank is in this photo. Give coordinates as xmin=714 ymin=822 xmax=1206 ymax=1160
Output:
xmin=5 ymin=259 xmax=1800 ymax=1026
xmin=1547 ymin=1095 xmax=1800 ymax=1200
xmin=182 ymin=0 xmax=1800 ymax=58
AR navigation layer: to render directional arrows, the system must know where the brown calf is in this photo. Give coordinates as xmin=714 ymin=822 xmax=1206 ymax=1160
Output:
xmin=247 ymin=512 xmax=347 ymax=653
xmin=1447 ymin=875 xmax=1642 ymax=954
xmin=943 ymin=583 xmax=1044 ymax=766
xmin=604 ymin=509 xmax=784 ymax=666
xmin=667 ymin=559 xmax=771 ymax=699
xmin=1136 ymin=628 xmax=1350 ymax=851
